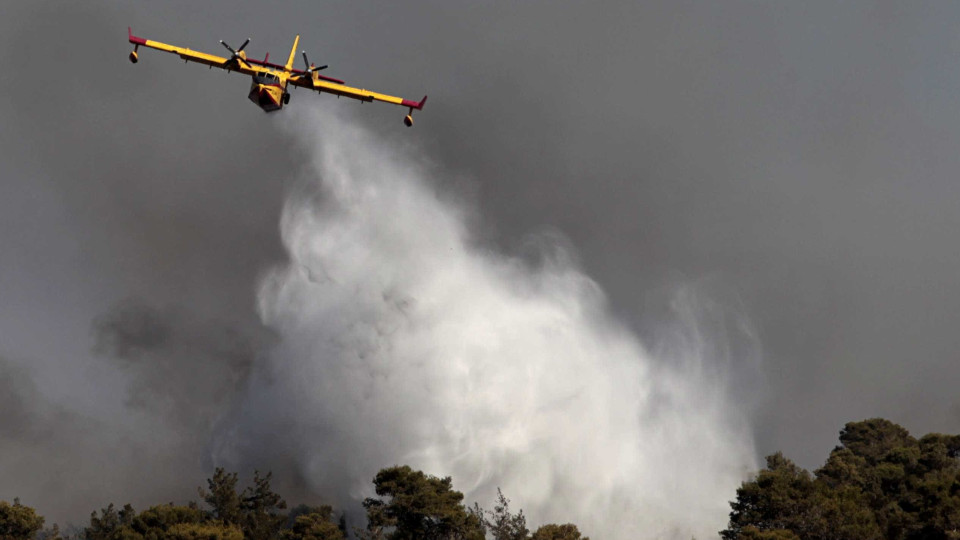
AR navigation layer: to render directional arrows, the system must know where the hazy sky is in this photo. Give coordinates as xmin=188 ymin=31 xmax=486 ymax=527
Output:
xmin=3 ymin=0 xmax=960 ymax=532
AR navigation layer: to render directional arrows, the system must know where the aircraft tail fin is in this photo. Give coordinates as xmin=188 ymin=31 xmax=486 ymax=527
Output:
xmin=285 ymin=35 xmax=300 ymax=71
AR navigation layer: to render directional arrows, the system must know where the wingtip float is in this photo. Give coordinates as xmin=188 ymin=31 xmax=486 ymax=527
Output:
xmin=127 ymin=27 xmax=427 ymax=126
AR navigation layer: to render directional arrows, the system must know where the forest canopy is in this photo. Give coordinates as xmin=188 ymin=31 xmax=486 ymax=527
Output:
xmin=3 ymin=466 xmax=586 ymax=540
xmin=721 ymin=418 xmax=960 ymax=540
xmin=4 ymin=418 xmax=958 ymax=539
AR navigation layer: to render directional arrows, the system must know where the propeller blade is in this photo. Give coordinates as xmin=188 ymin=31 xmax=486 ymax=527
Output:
xmin=300 ymin=50 xmax=330 ymax=74
xmin=295 ymin=51 xmax=329 ymax=78
xmin=219 ymin=39 xmax=251 ymax=68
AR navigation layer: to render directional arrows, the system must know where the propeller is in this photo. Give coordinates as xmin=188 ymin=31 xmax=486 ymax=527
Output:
xmin=296 ymin=50 xmax=328 ymax=79
xmin=219 ymin=38 xmax=251 ymax=67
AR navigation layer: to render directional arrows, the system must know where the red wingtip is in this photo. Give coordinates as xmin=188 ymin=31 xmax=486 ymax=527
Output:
xmin=128 ymin=26 xmax=146 ymax=45
xmin=401 ymin=95 xmax=428 ymax=110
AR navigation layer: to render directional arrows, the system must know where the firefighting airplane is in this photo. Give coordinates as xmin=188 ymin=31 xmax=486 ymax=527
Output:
xmin=127 ymin=28 xmax=427 ymax=126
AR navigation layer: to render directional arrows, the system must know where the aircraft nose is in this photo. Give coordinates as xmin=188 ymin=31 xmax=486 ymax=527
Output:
xmin=258 ymin=85 xmax=278 ymax=105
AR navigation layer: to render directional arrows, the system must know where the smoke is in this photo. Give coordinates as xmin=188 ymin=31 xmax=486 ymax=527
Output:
xmin=0 ymin=353 xmax=192 ymax=526
xmin=215 ymin=108 xmax=758 ymax=539
xmin=0 ymin=303 xmax=276 ymax=527
xmin=94 ymin=300 xmax=272 ymax=440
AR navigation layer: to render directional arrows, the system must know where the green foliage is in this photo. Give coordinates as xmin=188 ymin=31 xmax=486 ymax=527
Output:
xmin=198 ymin=468 xmax=242 ymax=526
xmin=723 ymin=419 xmax=960 ymax=540
xmin=86 ymin=503 xmax=210 ymax=540
xmin=165 ymin=522 xmax=243 ymax=540
xmin=0 ymin=498 xmax=45 ymax=540
xmin=361 ymin=465 xmax=485 ymax=540
xmin=128 ymin=504 xmax=205 ymax=534
xmin=481 ymin=489 xmax=529 ymax=540
xmin=721 ymin=452 xmax=817 ymax=539
xmin=737 ymin=526 xmax=799 ymax=540
xmin=197 ymin=468 xmax=287 ymax=540
xmin=838 ymin=418 xmax=914 ymax=465
xmin=239 ymin=470 xmax=288 ymax=540
xmin=281 ymin=506 xmax=344 ymax=540
xmin=530 ymin=523 xmax=588 ymax=540
xmin=85 ymin=503 xmax=134 ymax=540
xmin=70 ymin=467 xmax=583 ymax=540
xmin=806 ymin=485 xmax=881 ymax=540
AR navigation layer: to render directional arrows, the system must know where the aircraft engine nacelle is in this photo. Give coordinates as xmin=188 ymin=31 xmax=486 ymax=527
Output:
xmin=129 ymin=50 xmax=139 ymax=63
xmin=404 ymin=114 xmax=414 ymax=127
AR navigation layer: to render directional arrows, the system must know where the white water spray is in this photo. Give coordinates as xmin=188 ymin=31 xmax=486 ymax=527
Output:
xmin=220 ymin=108 xmax=757 ymax=539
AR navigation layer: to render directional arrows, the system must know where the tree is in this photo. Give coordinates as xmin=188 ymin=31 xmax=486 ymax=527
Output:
xmin=721 ymin=452 xmax=817 ymax=539
xmin=806 ymin=485 xmax=882 ymax=540
xmin=0 ymin=499 xmax=45 ymax=540
xmin=240 ymin=470 xmax=288 ymax=540
xmin=126 ymin=503 xmax=205 ymax=534
xmin=199 ymin=468 xmax=287 ymax=540
xmin=199 ymin=468 xmax=242 ymax=526
xmin=86 ymin=502 xmax=242 ymax=540
xmin=85 ymin=503 xmax=134 ymax=540
xmin=530 ymin=523 xmax=588 ymax=540
xmin=736 ymin=526 xmax=799 ymax=540
xmin=838 ymin=418 xmax=915 ymax=466
xmin=282 ymin=506 xmax=345 ymax=540
xmin=723 ymin=420 xmax=960 ymax=540
xmin=815 ymin=447 xmax=868 ymax=490
xmin=482 ymin=489 xmax=529 ymax=540
xmin=165 ymin=522 xmax=244 ymax=540
xmin=362 ymin=465 xmax=484 ymax=540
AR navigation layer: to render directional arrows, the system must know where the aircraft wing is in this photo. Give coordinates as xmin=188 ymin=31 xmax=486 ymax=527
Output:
xmin=288 ymin=74 xmax=427 ymax=112
xmin=128 ymin=28 xmax=265 ymax=76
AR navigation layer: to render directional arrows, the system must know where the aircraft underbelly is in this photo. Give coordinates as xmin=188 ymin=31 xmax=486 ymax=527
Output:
xmin=248 ymin=82 xmax=283 ymax=112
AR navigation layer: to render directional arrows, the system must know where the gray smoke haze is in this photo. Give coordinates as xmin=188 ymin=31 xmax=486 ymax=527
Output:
xmin=93 ymin=300 xmax=272 ymax=436
xmin=3 ymin=0 xmax=960 ymax=536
